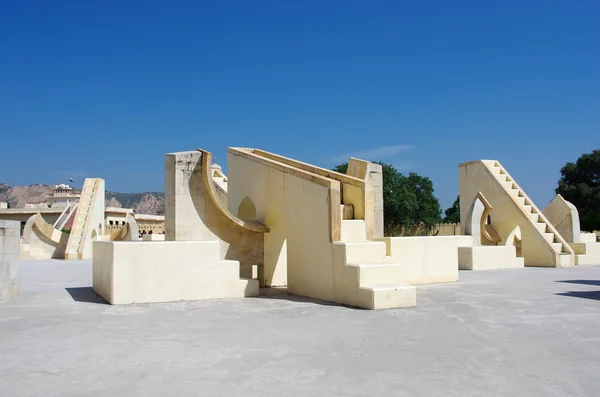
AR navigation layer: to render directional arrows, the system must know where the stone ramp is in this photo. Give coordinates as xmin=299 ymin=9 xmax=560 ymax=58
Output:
xmin=65 ymin=178 xmax=105 ymax=260
xmin=459 ymin=160 xmax=574 ymax=267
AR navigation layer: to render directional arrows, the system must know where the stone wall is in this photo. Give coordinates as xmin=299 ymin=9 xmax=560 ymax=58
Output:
xmin=434 ymin=223 xmax=461 ymax=236
xmin=0 ymin=220 xmax=20 ymax=301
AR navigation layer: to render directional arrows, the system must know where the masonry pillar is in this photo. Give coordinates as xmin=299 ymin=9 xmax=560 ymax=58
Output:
xmin=0 ymin=220 xmax=20 ymax=301
xmin=164 ymin=151 xmax=216 ymax=241
xmin=367 ymin=163 xmax=384 ymax=238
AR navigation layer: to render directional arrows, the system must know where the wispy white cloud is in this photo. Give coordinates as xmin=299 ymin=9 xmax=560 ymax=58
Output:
xmin=329 ymin=144 xmax=413 ymax=163
xmin=390 ymin=161 xmax=412 ymax=171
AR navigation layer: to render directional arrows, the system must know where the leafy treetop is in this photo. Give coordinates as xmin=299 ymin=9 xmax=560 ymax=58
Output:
xmin=556 ymin=149 xmax=600 ymax=232
xmin=333 ymin=162 xmax=442 ymax=236
xmin=443 ymin=196 xmax=460 ymax=224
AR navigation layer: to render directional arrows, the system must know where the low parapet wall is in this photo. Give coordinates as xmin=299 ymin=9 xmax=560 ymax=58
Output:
xmin=376 ymin=236 xmax=472 ymax=285
xmin=434 ymin=223 xmax=461 ymax=236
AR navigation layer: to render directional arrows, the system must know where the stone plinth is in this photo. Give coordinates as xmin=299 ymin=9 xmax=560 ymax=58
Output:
xmin=0 ymin=220 xmax=20 ymax=301
xmin=92 ymin=241 xmax=258 ymax=304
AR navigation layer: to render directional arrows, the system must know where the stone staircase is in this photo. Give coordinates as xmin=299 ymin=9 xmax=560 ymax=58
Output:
xmin=65 ymin=179 xmax=100 ymax=260
xmin=482 ymin=160 xmax=574 ymax=267
xmin=333 ymin=204 xmax=415 ymax=309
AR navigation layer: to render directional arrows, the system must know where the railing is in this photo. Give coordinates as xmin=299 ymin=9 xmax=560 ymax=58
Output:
xmin=58 ymin=202 xmax=78 ymax=231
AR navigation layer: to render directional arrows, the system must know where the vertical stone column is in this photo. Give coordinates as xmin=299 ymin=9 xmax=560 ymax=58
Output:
xmin=347 ymin=158 xmax=385 ymax=238
xmin=367 ymin=163 xmax=384 ymax=238
xmin=0 ymin=220 xmax=20 ymax=301
xmin=164 ymin=151 xmax=216 ymax=241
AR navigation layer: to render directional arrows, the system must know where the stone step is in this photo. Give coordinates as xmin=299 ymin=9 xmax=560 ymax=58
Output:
xmin=340 ymin=220 xmax=367 ymax=242
xmin=357 ymin=285 xmax=416 ymax=309
xmin=522 ymin=205 xmax=533 ymax=213
xmin=514 ymin=196 xmax=526 ymax=206
xmin=346 ymin=263 xmax=403 ymax=287
xmin=340 ymin=204 xmax=354 ymax=220
xmin=543 ymin=233 xmax=555 ymax=244
xmin=502 ymin=182 xmax=515 ymax=190
xmin=559 ymin=253 xmax=574 ymax=267
xmin=508 ymin=190 xmax=521 ymax=198
xmin=340 ymin=241 xmax=387 ymax=264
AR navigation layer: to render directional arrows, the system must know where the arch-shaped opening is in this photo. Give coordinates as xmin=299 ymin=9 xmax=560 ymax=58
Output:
xmin=486 ymin=214 xmax=492 ymax=225
xmin=237 ymin=196 xmax=257 ymax=221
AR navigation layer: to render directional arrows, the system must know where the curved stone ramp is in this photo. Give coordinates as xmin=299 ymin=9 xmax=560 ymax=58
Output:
xmin=197 ymin=149 xmax=269 ymax=234
xmin=161 ymin=149 xmax=268 ymax=279
xmin=102 ymin=214 xmax=140 ymax=242
xmin=21 ymin=213 xmax=68 ymax=260
xmin=107 ymin=224 xmax=129 ymax=241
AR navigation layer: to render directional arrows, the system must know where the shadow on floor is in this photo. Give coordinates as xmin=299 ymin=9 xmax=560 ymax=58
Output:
xmin=255 ymin=288 xmax=357 ymax=308
xmin=65 ymin=287 xmax=108 ymax=305
xmin=556 ymin=280 xmax=600 ymax=286
xmin=556 ymin=291 xmax=600 ymax=301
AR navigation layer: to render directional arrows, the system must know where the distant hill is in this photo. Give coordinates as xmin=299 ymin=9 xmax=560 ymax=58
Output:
xmin=105 ymin=191 xmax=164 ymax=215
xmin=0 ymin=183 xmax=164 ymax=215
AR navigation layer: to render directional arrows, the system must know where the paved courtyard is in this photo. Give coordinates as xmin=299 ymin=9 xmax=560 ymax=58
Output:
xmin=1 ymin=260 xmax=600 ymax=396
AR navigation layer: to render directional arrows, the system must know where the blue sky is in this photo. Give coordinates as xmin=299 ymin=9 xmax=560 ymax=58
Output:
xmin=1 ymin=1 xmax=598 ymax=210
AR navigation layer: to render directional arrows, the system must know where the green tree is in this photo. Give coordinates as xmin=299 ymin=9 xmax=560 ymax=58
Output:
xmin=556 ymin=149 xmax=600 ymax=232
xmin=443 ymin=196 xmax=460 ymax=223
xmin=333 ymin=162 xmax=442 ymax=235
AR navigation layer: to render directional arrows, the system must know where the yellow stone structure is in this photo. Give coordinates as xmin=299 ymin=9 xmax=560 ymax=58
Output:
xmin=459 ymin=160 xmax=576 ymax=268
xmin=92 ymin=147 xmax=487 ymax=309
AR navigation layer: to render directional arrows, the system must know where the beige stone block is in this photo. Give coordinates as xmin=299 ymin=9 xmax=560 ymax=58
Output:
xmin=572 ymin=242 xmax=600 ymax=265
xmin=459 ymin=160 xmax=573 ymax=267
xmin=357 ymin=285 xmax=416 ymax=309
xmin=142 ymin=234 xmax=165 ymax=241
xmin=377 ymin=236 xmax=463 ymax=285
xmin=458 ymin=246 xmax=524 ymax=270
xmin=581 ymin=233 xmax=597 ymax=243
xmin=93 ymin=241 xmax=257 ymax=305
